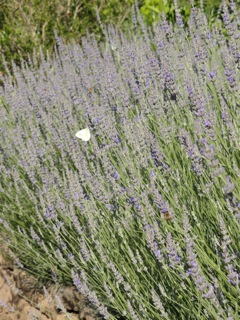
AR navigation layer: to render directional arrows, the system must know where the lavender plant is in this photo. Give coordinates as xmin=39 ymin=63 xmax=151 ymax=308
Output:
xmin=0 ymin=0 xmax=240 ymax=319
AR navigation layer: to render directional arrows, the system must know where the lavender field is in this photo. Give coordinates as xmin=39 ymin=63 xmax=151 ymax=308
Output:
xmin=0 ymin=1 xmax=240 ymax=319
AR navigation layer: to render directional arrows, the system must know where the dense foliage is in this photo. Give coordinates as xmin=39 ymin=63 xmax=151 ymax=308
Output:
xmin=0 ymin=0 xmax=240 ymax=319
xmin=0 ymin=0 xmax=237 ymax=75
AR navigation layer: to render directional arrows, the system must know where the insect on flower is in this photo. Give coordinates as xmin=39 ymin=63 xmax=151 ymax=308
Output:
xmin=88 ymin=87 xmax=93 ymax=94
xmin=75 ymin=127 xmax=91 ymax=141
xmin=163 ymin=212 xmax=172 ymax=221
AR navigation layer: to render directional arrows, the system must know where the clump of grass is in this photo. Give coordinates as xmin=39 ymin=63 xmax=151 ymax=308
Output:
xmin=0 ymin=1 xmax=240 ymax=319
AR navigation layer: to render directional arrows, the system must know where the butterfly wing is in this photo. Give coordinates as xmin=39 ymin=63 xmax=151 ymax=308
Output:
xmin=75 ymin=127 xmax=90 ymax=141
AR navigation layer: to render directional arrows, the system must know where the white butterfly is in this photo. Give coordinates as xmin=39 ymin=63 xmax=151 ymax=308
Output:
xmin=75 ymin=127 xmax=90 ymax=141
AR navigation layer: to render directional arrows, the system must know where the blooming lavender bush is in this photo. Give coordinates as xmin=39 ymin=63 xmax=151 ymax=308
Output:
xmin=0 ymin=0 xmax=240 ymax=319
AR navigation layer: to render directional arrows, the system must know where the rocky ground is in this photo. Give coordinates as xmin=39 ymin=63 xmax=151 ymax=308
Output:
xmin=0 ymin=252 xmax=98 ymax=320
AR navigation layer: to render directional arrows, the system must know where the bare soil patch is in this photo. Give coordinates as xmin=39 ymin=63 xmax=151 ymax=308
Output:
xmin=0 ymin=252 xmax=98 ymax=320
